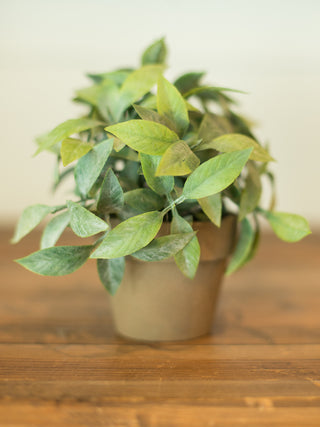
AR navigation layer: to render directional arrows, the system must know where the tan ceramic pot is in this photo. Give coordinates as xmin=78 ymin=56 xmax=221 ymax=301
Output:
xmin=110 ymin=215 xmax=237 ymax=342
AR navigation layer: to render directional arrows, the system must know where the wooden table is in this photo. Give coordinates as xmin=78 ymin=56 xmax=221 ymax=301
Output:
xmin=1 ymin=229 xmax=320 ymax=426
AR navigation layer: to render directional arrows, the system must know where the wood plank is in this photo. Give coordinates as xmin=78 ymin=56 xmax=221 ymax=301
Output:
xmin=1 ymin=403 xmax=320 ymax=426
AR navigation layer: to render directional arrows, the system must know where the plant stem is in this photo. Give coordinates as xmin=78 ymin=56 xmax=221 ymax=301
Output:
xmin=161 ymin=195 xmax=186 ymax=216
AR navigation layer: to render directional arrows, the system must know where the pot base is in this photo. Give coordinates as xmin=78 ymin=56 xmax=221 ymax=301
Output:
xmin=110 ymin=259 xmax=226 ymax=342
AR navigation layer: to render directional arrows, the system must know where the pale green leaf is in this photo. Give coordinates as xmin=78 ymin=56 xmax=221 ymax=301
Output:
xmin=67 ymin=201 xmax=108 ymax=238
xmin=35 ymin=118 xmax=103 ymax=155
xmin=140 ymin=153 xmax=174 ymax=195
xmin=226 ymin=218 xmax=255 ymax=275
xmin=40 ymin=211 xmax=70 ymax=249
xmin=90 ymin=211 xmax=163 ymax=259
xmin=197 ymin=133 xmax=274 ymax=162
xmin=97 ymin=258 xmax=125 ymax=295
xmin=183 ymin=148 xmax=252 ymax=200
xmin=141 ymin=37 xmax=167 ymax=65
xmin=156 ymin=140 xmax=200 ymax=176
xmin=115 ymin=64 xmax=165 ymax=119
xmin=262 ymin=211 xmax=311 ymax=242
xmin=11 ymin=204 xmax=53 ymax=244
xmin=239 ymin=162 xmax=262 ymax=220
xmin=132 ymin=232 xmax=196 ymax=261
xmin=75 ymin=139 xmax=113 ymax=197
xmin=105 ymin=120 xmax=179 ymax=155
xmin=171 ymin=212 xmax=200 ymax=279
xmin=60 ymin=138 xmax=92 ymax=166
xmin=15 ymin=245 xmax=92 ymax=276
xmin=97 ymin=168 xmax=124 ymax=214
xmin=157 ymin=76 xmax=189 ymax=136
xmin=198 ymin=193 xmax=222 ymax=227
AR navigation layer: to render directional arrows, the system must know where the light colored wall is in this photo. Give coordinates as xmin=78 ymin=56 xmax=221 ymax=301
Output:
xmin=1 ymin=0 xmax=319 ymax=225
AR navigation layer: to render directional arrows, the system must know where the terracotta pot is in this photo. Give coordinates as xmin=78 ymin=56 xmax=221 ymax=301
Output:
xmin=110 ymin=215 xmax=237 ymax=341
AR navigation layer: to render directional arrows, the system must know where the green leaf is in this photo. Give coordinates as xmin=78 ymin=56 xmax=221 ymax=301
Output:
xmin=97 ymin=168 xmax=124 ymax=214
xmin=183 ymin=148 xmax=252 ymax=200
xmin=15 ymin=245 xmax=92 ymax=276
xmin=34 ymin=118 xmax=103 ymax=155
xmin=239 ymin=162 xmax=262 ymax=220
xmin=105 ymin=120 xmax=179 ymax=155
xmin=11 ymin=204 xmax=53 ymax=244
xmin=116 ymin=64 xmax=166 ymax=119
xmin=157 ymin=76 xmax=189 ymax=136
xmin=198 ymin=193 xmax=222 ymax=227
xmin=197 ymin=133 xmax=274 ymax=162
xmin=171 ymin=212 xmax=200 ymax=279
xmin=262 ymin=211 xmax=311 ymax=242
xmin=60 ymin=138 xmax=92 ymax=166
xmin=140 ymin=153 xmax=174 ymax=195
xmin=75 ymin=139 xmax=113 ymax=197
xmin=97 ymin=258 xmax=125 ymax=295
xmin=226 ymin=218 xmax=255 ymax=275
xmin=124 ymin=188 xmax=164 ymax=213
xmin=132 ymin=232 xmax=196 ymax=261
xmin=141 ymin=37 xmax=167 ymax=65
xmin=174 ymin=72 xmax=205 ymax=95
xmin=90 ymin=211 xmax=163 ymax=259
xmin=67 ymin=201 xmax=108 ymax=238
xmin=156 ymin=141 xmax=200 ymax=176
xmin=40 ymin=211 xmax=70 ymax=249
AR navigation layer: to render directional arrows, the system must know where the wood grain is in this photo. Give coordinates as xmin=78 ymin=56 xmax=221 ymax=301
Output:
xmin=0 ymin=228 xmax=320 ymax=426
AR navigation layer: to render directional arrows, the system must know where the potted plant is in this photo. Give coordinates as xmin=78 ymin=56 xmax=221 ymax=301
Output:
xmin=12 ymin=38 xmax=311 ymax=341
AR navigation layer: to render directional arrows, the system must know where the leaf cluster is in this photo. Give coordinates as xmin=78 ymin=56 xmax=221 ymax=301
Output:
xmin=13 ymin=38 xmax=311 ymax=294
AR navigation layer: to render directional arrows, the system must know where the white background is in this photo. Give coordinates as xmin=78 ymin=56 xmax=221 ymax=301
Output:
xmin=1 ymin=0 xmax=319 ymax=225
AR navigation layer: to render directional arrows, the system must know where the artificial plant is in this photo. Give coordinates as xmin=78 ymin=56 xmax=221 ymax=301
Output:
xmin=12 ymin=38 xmax=311 ymax=294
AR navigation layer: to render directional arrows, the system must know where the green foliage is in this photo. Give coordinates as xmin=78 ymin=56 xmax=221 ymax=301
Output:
xmin=12 ymin=204 xmax=53 ymax=243
xmin=261 ymin=210 xmax=311 ymax=242
xmin=226 ymin=218 xmax=255 ymax=275
xmin=132 ymin=232 xmax=196 ymax=261
xmin=106 ymin=120 xmax=179 ymax=155
xmin=13 ymin=38 xmax=311 ymax=293
xmin=90 ymin=211 xmax=163 ymax=259
xmin=183 ymin=148 xmax=253 ymax=199
xmin=75 ymin=139 xmax=113 ymax=197
xmin=170 ymin=211 xmax=200 ymax=279
xmin=16 ymin=246 xmax=92 ymax=276
xmin=40 ymin=211 xmax=70 ymax=249
xmin=67 ymin=200 xmax=108 ymax=238
xmin=97 ymin=258 xmax=125 ymax=295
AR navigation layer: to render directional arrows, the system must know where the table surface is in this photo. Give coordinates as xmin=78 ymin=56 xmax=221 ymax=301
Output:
xmin=1 ymin=228 xmax=320 ymax=426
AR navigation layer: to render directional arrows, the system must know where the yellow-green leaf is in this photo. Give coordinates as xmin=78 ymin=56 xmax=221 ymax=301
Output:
xmin=262 ymin=211 xmax=311 ymax=242
xmin=239 ymin=162 xmax=262 ymax=220
xmin=34 ymin=118 xmax=103 ymax=155
xmin=141 ymin=38 xmax=167 ymax=65
xmin=197 ymin=133 xmax=274 ymax=162
xmin=226 ymin=218 xmax=255 ymax=275
xmin=60 ymin=138 xmax=92 ymax=166
xmin=198 ymin=193 xmax=222 ymax=227
xmin=105 ymin=120 xmax=179 ymax=155
xmin=156 ymin=141 xmax=200 ymax=176
xmin=157 ymin=76 xmax=189 ymax=136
